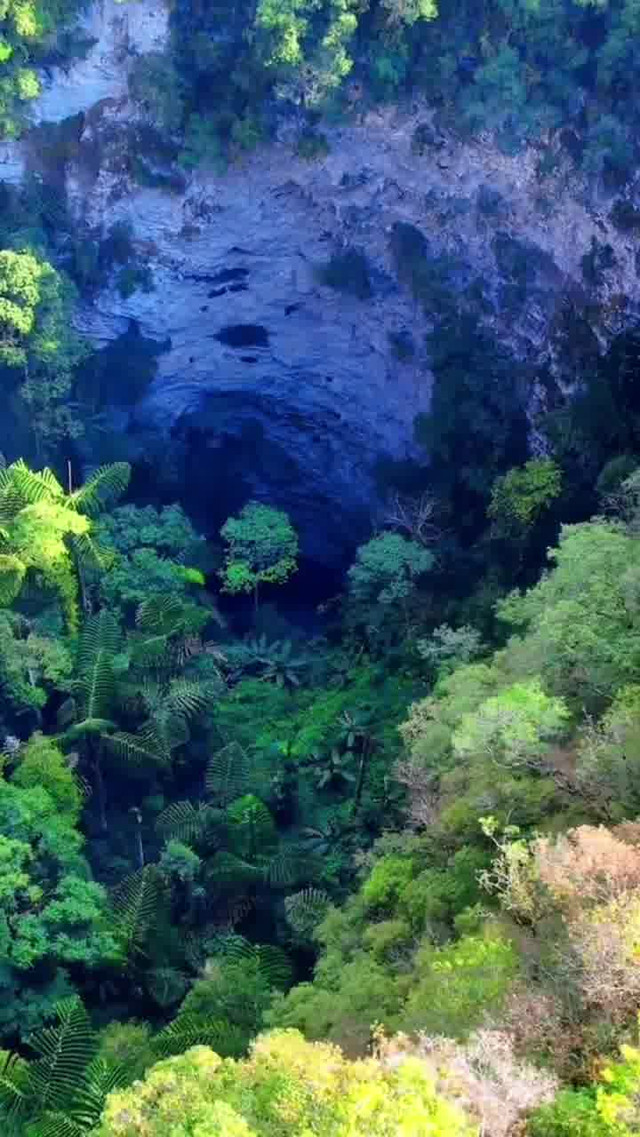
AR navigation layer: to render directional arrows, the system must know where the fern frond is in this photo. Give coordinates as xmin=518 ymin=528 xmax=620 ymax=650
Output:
xmin=75 ymin=611 xmax=120 ymax=720
xmin=284 ymin=888 xmax=330 ymax=939
xmin=205 ymin=851 xmax=262 ymax=885
xmin=152 ymin=1017 xmax=245 ymax=1060
xmin=0 ymin=1050 xmax=30 ymax=1120
xmin=226 ymin=794 xmax=276 ymax=859
xmin=155 ymin=801 xmax=220 ymax=845
xmin=163 ymin=679 xmax=212 ymax=721
xmin=265 ymin=846 xmax=303 ymax=888
xmin=205 ymin=743 xmax=251 ymax=806
xmin=158 ymin=711 xmax=190 ymax=752
xmin=8 ymin=460 xmax=64 ymax=505
xmin=254 ymin=944 xmax=293 ymax=989
xmin=58 ymin=719 xmax=115 ymax=746
xmin=69 ymin=464 xmax=131 ymax=518
xmin=145 ymin=967 xmax=189 ymax=1009
xmin=112 ymin=867 xmax=162 ymax=961
xmin=69 ymin=533 xmax=107 ymax=574
xmin=26 ymin=1112 xmax=88 ymax=1137
xmin=105 ymin=724 xmax=171 ymax=767
xmin=136 ymin=595 xmax=185 ymax=638
xmin=216 ymin=937 xmax=292 ymax=990
xmin=27 ymin=999 xmax=96 ymax=1114
xmin=71 ymin=1057 xmax=129 ymax=1122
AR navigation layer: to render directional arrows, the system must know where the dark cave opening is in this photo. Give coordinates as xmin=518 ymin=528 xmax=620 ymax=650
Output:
xmin=214 ymin=324 xmax=270 ymax=348
xmin=125 ymin=410 xmax=364 ymax=629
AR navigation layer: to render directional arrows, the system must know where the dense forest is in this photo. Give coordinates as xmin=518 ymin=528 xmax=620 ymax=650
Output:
xmin=1 ymin=0 xmax=640 ymax=1135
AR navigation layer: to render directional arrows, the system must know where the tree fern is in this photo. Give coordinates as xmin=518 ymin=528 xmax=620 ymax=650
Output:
xmin=206 ymin=743 xmax=251 ymax=806
xmin=6 ymin=460 xmax=64 ymax=506
xmin=112 ymin=866 xmax=163 ymax=961
xmin=205 ymin=850 xmax=263 ymax=885
xmin=152 ymin=1016 xmax=245 ymax=1059
xmin=265 ymin=845 xmax=304 ymax=888
xmin=216 ymin=936 xmax=292 ymax=990
xmin=284 ymin=888 xmax=330 ymax=939
xmin=27 ymin=1058 xmax=128 ymax=1137
xmin=28 ymin=999 xmax=96 ymax=1115
xmin=105 ymin=724 xmax=171 ymax=768
xmin=0 ymin=1050 xmax=29 ymax=1122
xmin=145 ymin=967 xmax=190 ymax=1009
xmin=27 ymin=1112 xmax=88 ymax=1137
xmin=69 ymin=463 xmax=131 ymax=518
xmin=136 ymin=594 xmax=185 ymax=638
xmin=163 ymin=678 xmax=212 ymax=720
xmin=226 ymin=794 xmax=276 ymax=859
xmin=156 ymin=801 xmax=219 ymax=845
xmin=75 ymin=611 xmax=120 ymax=721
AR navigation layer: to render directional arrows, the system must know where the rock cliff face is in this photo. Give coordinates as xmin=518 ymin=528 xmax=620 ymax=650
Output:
xmin=5 ymin=0 xmax=640 ymax=560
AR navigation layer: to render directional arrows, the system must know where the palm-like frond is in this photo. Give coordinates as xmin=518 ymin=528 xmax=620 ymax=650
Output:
xmin=112 ymin=866 xmax=163 ymax=961
xmin=105 ymin=724 xmax=170 ymax=767
xmin=69 ymin=464 xmax=131 ymax=518
xmin=205 ymin=851 xmax=262 ymax=885
xmin=217 ymin=936 xmax=292 ymax=990
xmin=136 ymin=595 xmax=185 ymax=638
xmin=30 ymin=1059 xmax=129 ymax=1137
xmin=226 ymin=795 xmax=276 ymax=859
xmin=0 ymin=1050 xmax=29 ymax=1121
xmin=162 ymin=679 xmax=213 ymax=721
xmin=28 ymin=999 xmax=97 ymax=1114
xmin=265 ymin=846 xmax=304 ymax=888
xmin=156 ymin=801 xmax=211 ymax=844
xmin=152 ymin=1016 xmax=245 ymax=1060
xmin=205 ymin=743 xmax=251 ymax=806
xmin=5 ymin=460 xmax=64 ymax=506
xmin=27 ymin=1112 xmax=88 ymax=1137
xmin=69 ymin=533 xmax=108 ymax=575
xmin=145 ymin=967 xmax=190 ymax=1009
xmin=75 ymin=611 xmax=120 ymax=721
xmin=284 ymin=888 xmax=330 ymax=939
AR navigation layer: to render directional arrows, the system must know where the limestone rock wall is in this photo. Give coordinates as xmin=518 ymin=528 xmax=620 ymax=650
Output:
xmin=5 ymin=0 xmax=640 ymax=558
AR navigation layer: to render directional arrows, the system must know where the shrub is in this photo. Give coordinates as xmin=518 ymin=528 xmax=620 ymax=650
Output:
xmin=318 ymin=247 xmax=372 ymax=300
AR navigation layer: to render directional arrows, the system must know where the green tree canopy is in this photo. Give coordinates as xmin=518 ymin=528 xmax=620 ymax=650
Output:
xmin=97 ymin=1030 xmax=474 ymax=1137
xmin=0 ymin=249 xmax=86 ymax=449
xmin=220 ymin=503 xmax=299 ymax=604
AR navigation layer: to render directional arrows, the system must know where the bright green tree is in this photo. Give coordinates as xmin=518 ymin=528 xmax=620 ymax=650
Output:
xmin=0 ymin=249 xmax=86 ymax=449
xmin=0 ymin=458 xmax=130 ymax=632
xmin=489 ymin=457 xmax=562 ymax=538
xmin=0 ymin=740 xmax=120 ymax=1040
xmin=97 ymin=1030 xmax=475 ymax=1137
xmin=498 ymin=521 xmax=640 ymax=708
xmin=220 ymin=503 xmax=299 ymax=609
xmin=452 ymin=680 xmax=570 ymax=771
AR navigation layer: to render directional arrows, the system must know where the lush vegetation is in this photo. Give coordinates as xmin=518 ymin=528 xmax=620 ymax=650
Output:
xmin=2 ymin=1 xmax=640 ymax=1133
xmin=4 ymin=0 xmax=640 ymax=185
xmin=113 ymin=0 xmax=640 ymax=179
xmin=0 ymin=403 xmax=635 ymax=1135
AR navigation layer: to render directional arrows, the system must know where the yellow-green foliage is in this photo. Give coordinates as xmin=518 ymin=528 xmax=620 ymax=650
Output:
xmin=12 ymin=733 xmax=82 ymax=819
xmin=489 ymin=458 xmax=562 ymax=534
xmin=0 ymin=249 xmax=86 ymax=446
xmin=97 ymin=1030 xmax=475 ymax=1137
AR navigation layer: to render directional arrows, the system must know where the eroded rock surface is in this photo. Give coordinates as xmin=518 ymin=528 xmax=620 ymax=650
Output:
xmin=8 ymin=0 xmax=640 ymax=559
